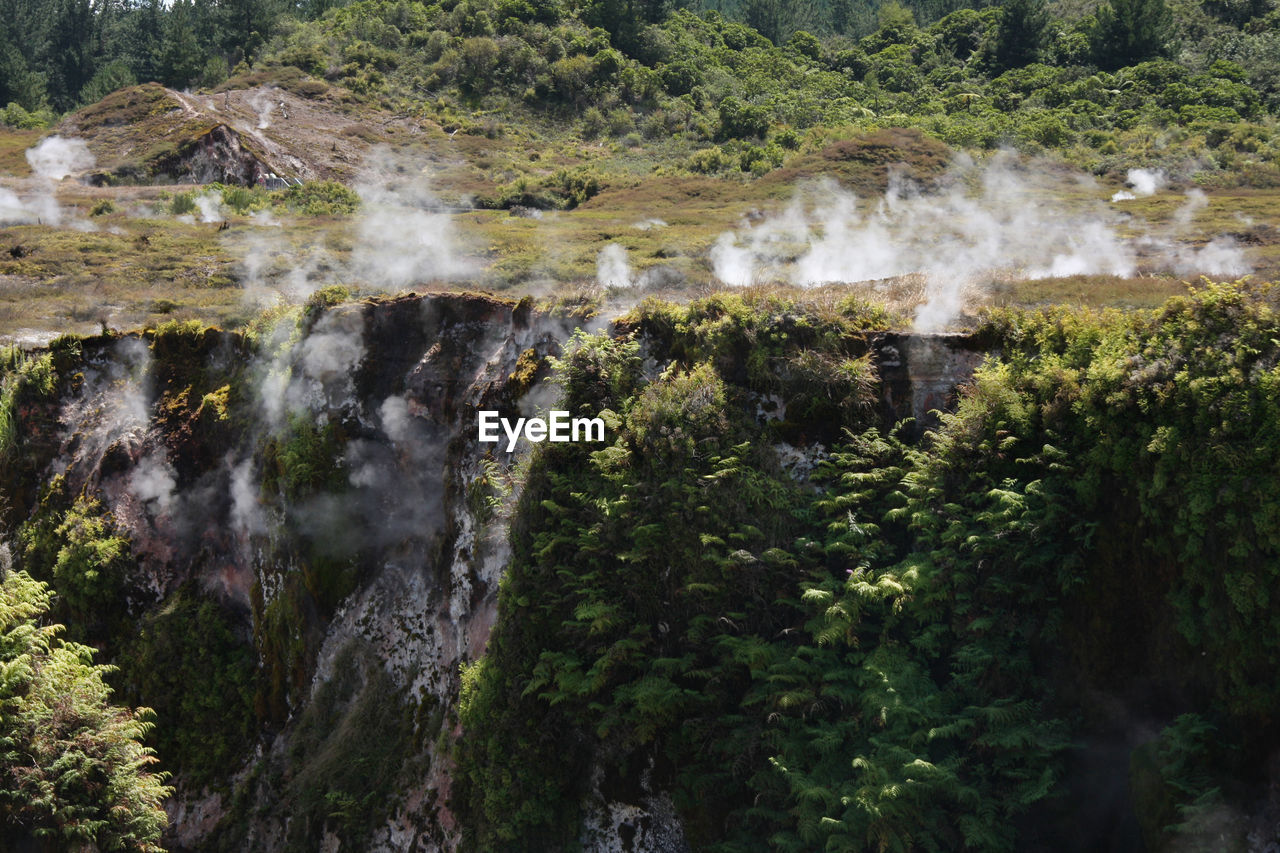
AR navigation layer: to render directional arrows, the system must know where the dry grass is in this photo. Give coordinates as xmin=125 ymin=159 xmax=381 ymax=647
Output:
xmin=0 ymin=217 xmax=242 ymax=344
xmin=2 ymin=112 xmax=1279 ymax=342
xmin=988 ymin=273 xmax=1190 ymax=310
xmin=0 ymin=130 xmax=43 ymax=176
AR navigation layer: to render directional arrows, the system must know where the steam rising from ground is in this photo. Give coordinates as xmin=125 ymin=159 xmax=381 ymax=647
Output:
xmin=709 ymin=156 xmax=1250 ymax=331
xmin=351 ymin=147 xmax=474 ymax=289
xmin=27 ymin=136 xmax=95 ymax=181
xmin=249 ymin=89 xmax=277 ymax=130
xmin=187 ymin=191 xmax=226 ymax=224
xmin=216 ymin=147 xmax=1248 ymax=326
xmin=1111 ymin=168 xmax=1167 ymax=202
xmin=129 ymin=451 xmax=178 ymax=516
xmin=597 ymin=243 xmax=634 ymax=288
xmin=59 ymin=338 xmax=152 ymax=483
xmin=231 ymin=147 xmax=472 ymax=304
xmin=0 ymin=136 xmax=95 ymax=227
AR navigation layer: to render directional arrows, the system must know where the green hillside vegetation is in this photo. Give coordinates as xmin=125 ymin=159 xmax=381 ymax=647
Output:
xmin=3 ymin=0 xmax=1279 ymax=181
xmin=457 ymin=279 xmax=1280 ymax=849
xmin=254 ymin=0 xmax=1280 ymax=181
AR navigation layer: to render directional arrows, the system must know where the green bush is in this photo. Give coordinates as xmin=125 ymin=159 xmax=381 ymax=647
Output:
xmin=686 ymin=145 xmax=729 ymax=173
xmin=458 ymin=281 xmax=1280 ymax=849
xmin=1 ymin=102 xmax=54 ymax=129
xmin=170 ymin=192 xmax=197 ymax=216
xmin=282 ymin=181 xmax=362 ymax=216
xmin=116 ymin=586 xmax=257 ymax=786
xmin=0 ymin=571 xmax=171 ymax=852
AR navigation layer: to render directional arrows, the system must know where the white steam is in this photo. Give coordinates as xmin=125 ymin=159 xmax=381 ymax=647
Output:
xmin=225 ymin=147 xmax=472 ymax=306
xmin=0 ymin=136 xmax=96 ymax=227
xmin=709 ymin=164 xmax=1135 ymax=330
xmin=1130 ymin=168 xmax=1166 ymax=196
xmin=1111 ymin=168 xmax=1166 ymax=202
xmin=230 ymin=223 xmax=338 ymax=306
xmin=596 ymin=243 xmax=634 ymax=289
xmin=708 ymin=156 xmax=1250 ymax=331
xmin=129 ymin=450 xmax=178 ymax=516
xmin=259 ymin=308 xmax=366 ymax=430
xmin=27 ymin=136 xmax=95 ymax=181
xmin=249 ymin=89 xmax=277 ymax=130
xmin=379 ymin=395 xmax=414 ymax=445
xmin=0 ymin=189 xmax=32 ymax=224
xmin=195 ymin=191 xmax=226 ymax=223
xmin=1164 ymin=190 xmax=1248 ymax=278
xmin=58 ymin=337 xmax=152 ymax=478
xmin=230 ymin=459 xmax=267 ymax=535
xmin=350 ymin=147 xmax=474 ymax=290
xmin=1174 ymin=188 xmax=1208 ymax=228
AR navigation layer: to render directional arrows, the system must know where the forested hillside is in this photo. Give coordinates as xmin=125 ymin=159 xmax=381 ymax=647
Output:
xmin=3 ymin=0 xmax=1279 ymax=180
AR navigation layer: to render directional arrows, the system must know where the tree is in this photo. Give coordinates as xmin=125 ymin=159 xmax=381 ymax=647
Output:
xmin=42 ymin=0 xmax=95 ymax=110
xmin=0 ymin=45 xmax=48 ymax=111
xmin=740 ymin=0 xmax=821 ymax=45
xmin=0 ymin=0 xmax=51 ymax=108
xmin=158 ymin=0 xmax=205 ymax=89
xmin=79 ymin=59 xmax=137 ymax=106
xmin=830 ymin=0 xmax=854 ymax=34
xmin=1090 ymin=0 xmax=1173 ymax=71
xmin=992 ymin=0 xmax=1048 ymax=71
xmin=117 ymin=0 xmax=166 ymax=84
xmin=0 ymin=569 xmax=171 ymax=851
xmin=218 ymin=0 xmax=284 ymax=66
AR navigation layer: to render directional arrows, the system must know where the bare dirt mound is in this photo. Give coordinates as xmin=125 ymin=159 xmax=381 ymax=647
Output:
xmin=58 ymin=80 xmax=386 ymax=185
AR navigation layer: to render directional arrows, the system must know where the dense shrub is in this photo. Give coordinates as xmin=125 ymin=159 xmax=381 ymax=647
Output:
xmin=457 ymin=281 xmax=1280 ymax=850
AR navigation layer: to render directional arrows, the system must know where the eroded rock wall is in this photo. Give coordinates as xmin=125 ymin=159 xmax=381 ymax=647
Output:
xmin=1 ymin=296 xmax=987 ymax=851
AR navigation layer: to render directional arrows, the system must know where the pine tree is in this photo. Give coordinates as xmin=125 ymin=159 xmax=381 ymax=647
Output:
xmin=0 ymin=44 xmax=48 ymax=110
xmin=119 ymin=0 xmax=166 ymax=83
xmin=1090 ymin=0 xmax=1173 ymax=70
xmin=992 ymin=0 xmax=1048 ymax=71
xmin=158 ymin=0 xmax=204 ymax=89
xmin=218 ymin=0 xmax=283 ymax=66
xmin=42 ymin=0 xmax=95 ymax=110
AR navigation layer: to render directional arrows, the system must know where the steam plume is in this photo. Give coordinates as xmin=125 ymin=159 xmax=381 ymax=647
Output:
xmin=597 ymin=243 xmax=634 ymax=288
xmin=26 ymin=136 xmax=94 ymax=181
xmin=0 ymin=136 xmax=96 ymax=227
xmin=195 ymin=191 xmax=226 ymax=224
xmin=249 ymin=89 xmax=277 ymax=130
xmin=708 ymin=156 xmax=1250 ymax=331
xmin=350 ymin=147 xmax=474 ymax=290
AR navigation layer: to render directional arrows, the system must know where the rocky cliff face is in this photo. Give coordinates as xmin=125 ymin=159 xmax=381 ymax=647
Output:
xmin=0 ymin=294 xmax=985 ymax=851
